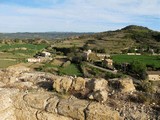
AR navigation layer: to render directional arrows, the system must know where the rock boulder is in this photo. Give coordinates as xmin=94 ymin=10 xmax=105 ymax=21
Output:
xmin=85 ymin=102 xmax=122 ymax=120
xmin=119 ymin=78 xmax=136 ymax=93
xmin=53 ymin=77 xmax=72 ymax=93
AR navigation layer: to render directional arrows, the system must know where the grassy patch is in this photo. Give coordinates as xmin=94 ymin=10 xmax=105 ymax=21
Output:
xmin=0 ymin=43 xmax=47 ymax=57
xmin=0 ymin=43 xmax=47 ymax=51
xmin=59 ymin=64 xmax=83 ymax=76
xmin=0 ymin=60 xmax=18 ymax=68
xmin=0 ymin=43 xmax=48 ymax=68
xmin=112 ymin=55 xmax=160 ymax=68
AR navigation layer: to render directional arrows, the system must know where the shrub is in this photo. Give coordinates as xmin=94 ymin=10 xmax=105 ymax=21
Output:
xmin=141 ymin=81 xmax=154 ymax=93
xmin=128 ymin=93 xmax=154 ymax=105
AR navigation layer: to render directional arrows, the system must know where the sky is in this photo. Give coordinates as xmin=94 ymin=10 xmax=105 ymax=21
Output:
xmin=0 ymin=0 xmax=160 ymax=33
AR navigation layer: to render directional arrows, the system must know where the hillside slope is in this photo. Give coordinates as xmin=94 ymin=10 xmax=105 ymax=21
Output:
xmin=58 ymin=25 xmax=160 ymax=53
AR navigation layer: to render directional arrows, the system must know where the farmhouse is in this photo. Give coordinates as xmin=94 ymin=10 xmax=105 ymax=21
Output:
xmin=41 ymin=51 xmax=51 ymax=57
xmin=27 ymin=58 xmax=41 ymax=63
xmin=102 ymin=58 xmax=113 ymax=66
xmin=83 ymin=49 xmax=92 ymax=60
xmin=147 ymin=71 xmax=160 ymax=81
xmin=97 ymin=53 xmax=110 ymax=60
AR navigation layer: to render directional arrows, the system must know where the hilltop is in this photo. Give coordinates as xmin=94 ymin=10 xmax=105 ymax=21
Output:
xmin=56 ymin=25 xmax=160 ymax=53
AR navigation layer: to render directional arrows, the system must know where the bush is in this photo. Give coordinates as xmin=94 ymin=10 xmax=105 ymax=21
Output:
xmin=58 ymin=64 xmax=83 ymax=76
xmin=128 ymin=93 xmax=154 ymax=104
xmin=105 ymin=72 xmax=122 ymax=79
xmin=130 ymin=60 xmax=147 ymax=79
xmin=141 ymin=81 xmax=154 ymax=93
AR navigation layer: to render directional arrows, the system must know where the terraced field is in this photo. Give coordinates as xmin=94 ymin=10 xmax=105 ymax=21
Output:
xmin=112 ymin=54 xmax=160 ymax=68
xmin=0 ymin=43 xmax=48 ymax=68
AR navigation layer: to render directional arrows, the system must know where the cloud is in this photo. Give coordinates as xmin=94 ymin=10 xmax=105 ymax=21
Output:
xmin=0 ymin=0 xmax=159 ymax=32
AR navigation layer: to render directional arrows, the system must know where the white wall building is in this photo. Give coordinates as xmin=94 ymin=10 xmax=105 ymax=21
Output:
xmin=27 ymin=58 xmax=41 ymax=63
xmin=147 ymin=71 xmax=160 ymax=81
xmin=41 ymin=51 xmax=51 ymax=57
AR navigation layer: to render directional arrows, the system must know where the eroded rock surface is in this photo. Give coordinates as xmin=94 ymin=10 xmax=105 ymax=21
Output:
xmin=119 ymin=78 xmax=136 ymax=93
xmin=86 ymin=102 xmax=122 ymax=120
xmin=0 ymin=65 xmax=159 ymax=120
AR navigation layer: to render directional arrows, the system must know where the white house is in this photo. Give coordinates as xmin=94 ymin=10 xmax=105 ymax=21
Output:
xmin=41 ymin=51 xmax=51 ymax=57
xmin=102 ymin=58 xmax=113 ymax=66
xmin=147 ymin=71 xmax=160 ymax=81
xmin=83 ymin=50 xmax=92 ymax=60
xmin=97 ymin=53 xmax=110 ymax=60
xmin=127 ymin=53 xmax=141 ymax=55
xmin=27 ymin=58 xmax=41 ymax=63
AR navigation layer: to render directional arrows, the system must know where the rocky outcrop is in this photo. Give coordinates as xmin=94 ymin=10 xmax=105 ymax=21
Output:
xmin=7 ymin=65 xmax=30 ymax=74
xmin=119 ymin=78 xmax=136 ymax=93
xmin=87 ymin=79 xmax=108 ymax=102
xmin=72 ymin=77 xmax=86 ymax=91
xmin=12 ymin=91 xmax=72 ymax=120
xmin=53 ymin=77 xmax=108 ymax=102
xmin=88 ymin=78 xmax=108 ymax=92
xmin=58 ymin=96 xmax=89 ymax=120
xmin=0 ymin=88 xmax=18 ymax=120
xmin=53 ymin=77 xmax=73 ymax=93
xmin=0 ymin=88 xmax=122 ymax=120
xmin=88 ymin=90 xmax=108 ymax=103
xmin=0 ymin=65 xmax=159 ymax=120
xmin=86 ymin=102 xmax=122 ymax=120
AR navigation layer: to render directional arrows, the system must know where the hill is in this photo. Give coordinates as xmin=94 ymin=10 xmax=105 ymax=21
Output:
xmin=56 ymin=25 xmax=160 ymax=53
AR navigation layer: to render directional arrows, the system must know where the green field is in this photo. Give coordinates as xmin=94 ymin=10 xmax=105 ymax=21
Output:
xmin=59 ymin=64 xmax=83 ymax=76
xmin=112 ymin=55 xmax=160 ymax=68
xmin=0 ymin=43 xmax=48 ymax=68
xmin=0 ymin=44 xmax=47 ymax=55
xmin=0 ymin=44 xmax=47 ymax=50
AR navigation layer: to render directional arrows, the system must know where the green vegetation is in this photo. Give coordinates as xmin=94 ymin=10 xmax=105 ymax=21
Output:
xmin=36 ymin=61 xmax=83 ymax=77
xmin=80 ymin=62 xmax=122 ymax=79
xmin=112 ymin=55 xmax=160 ymax=69
xmin=0 ymin=43 xmax=47 ymax=56
xmin=105 ymin=72 xmax=123 ymax=79
xmin=130 ymin=60 xmax=147 ymax=79
xmin=55 ymin=25 xmax=160 ymax=54
xmin=0 ymin=43 xmax=48 ymax=68
xmin=59 ymin=64 xmax=83 ymax=76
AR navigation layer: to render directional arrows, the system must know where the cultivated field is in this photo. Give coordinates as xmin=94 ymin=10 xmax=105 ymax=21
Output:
xmin=0 ymin=43 xmax=47 ymax=68
xmin=112 ymin=54 xmax=160 ymax=68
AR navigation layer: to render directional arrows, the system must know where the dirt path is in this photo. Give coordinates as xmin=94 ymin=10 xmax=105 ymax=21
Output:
xmin=0 ymin=59 xmax=16 ymax=61
xmin=85 ymin=62 xmax=117 ymax=74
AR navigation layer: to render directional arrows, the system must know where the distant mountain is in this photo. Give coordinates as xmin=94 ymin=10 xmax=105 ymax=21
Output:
xmin=0 ymin=32 xmax=93 ymax=40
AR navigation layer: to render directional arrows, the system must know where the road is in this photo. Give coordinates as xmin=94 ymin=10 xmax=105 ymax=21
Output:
xmin=85 ymin=62 xmax=117 ymax=74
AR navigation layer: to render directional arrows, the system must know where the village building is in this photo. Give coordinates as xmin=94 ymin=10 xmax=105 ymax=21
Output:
xmin=147 ymin=71 xmax=160 ymax=81
xmin=41 ymin=51 xmax=51 ymax=57
xmin=127 ymin=53 xmax=141 ymax=55
xmin=102 ymin=58 xmax=113 ymax=66
xmin=83 ymin=49 xmax=92 ymax=60
xmin=27 ymin=58 xmax=41 ymax=63
xmin=83 ymin=50 xmax=110 ymax=61
xmin=97 ymin=53 xmax=110 ymax=60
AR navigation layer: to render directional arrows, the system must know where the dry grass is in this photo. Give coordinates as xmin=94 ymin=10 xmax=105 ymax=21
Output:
xmin=51 ymin=58 xmax=68 ymax=66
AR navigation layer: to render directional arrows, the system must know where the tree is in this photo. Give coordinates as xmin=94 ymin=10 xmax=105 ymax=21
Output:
xmin=130 ymin=60 xmax=147 ymax=79
xmin=83 ymin=44 xmax=89 ymax=50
